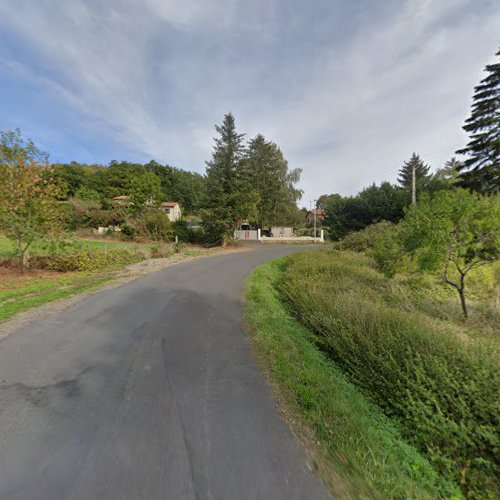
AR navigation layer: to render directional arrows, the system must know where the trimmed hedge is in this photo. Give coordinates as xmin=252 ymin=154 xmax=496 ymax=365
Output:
xmin=278 ymin=250 xmax=499 ymax=498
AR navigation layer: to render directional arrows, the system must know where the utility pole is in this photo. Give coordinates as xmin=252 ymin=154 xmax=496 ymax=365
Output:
xmin=313 ymin=199 xmax=317 ymax=242
xmin=411 ymin=162 xmax=416 ymax=205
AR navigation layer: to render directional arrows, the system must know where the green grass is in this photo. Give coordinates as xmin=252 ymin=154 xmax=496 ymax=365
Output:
xmin=275 ymin=250 xmax=499 ymax=498
xmin=0 ymin=271 xmax=115 ymax=323
xmin=245 ymin=259 xmax=462 ymax=499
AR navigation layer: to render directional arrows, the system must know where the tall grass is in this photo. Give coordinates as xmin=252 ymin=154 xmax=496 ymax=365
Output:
xmin=278 ymin=250 xmax=499 ymax=498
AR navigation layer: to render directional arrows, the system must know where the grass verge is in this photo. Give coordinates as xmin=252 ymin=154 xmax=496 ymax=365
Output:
xmin=245 ymin=258 xmax=462 ymax=499
xmin=0 ymin=271 xmax=115 ymax=323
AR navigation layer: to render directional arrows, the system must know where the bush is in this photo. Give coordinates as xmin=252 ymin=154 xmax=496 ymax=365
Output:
xmin=34 ymin=248 xmax=144 ymax=272
xmin=127 ymin=209 xmax=173 ymax=242
xmin=340 ymin=221 xmax=395 ymax=252
xmin=278 ymin=250 xmax=499 ymax=498
xmin=172 ymin=220 xmax=191 ymax=242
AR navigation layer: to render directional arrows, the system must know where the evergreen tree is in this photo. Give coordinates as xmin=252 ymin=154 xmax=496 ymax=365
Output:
xmin=456 ymin=48 xmax=500 ymax=193
xmin=203 ymin=113 xmax=258 ymax=244
xmin=244 ymin=134 xmax=302 ymax=228
xmin=397 ymin=153 xmax=431 ymax=203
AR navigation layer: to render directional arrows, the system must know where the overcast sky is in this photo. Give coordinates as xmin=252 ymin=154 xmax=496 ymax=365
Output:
xmin=0 ymin=0 xmax=498 ymax=204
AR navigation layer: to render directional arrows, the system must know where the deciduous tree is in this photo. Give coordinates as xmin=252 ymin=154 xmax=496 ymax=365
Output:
xmin=400 ymin=189 xmax=499 ymax=317
xmin=0 ymin=130 xmax=63 ymax=268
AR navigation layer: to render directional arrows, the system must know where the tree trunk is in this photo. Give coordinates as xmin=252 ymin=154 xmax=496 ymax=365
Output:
xmin=458 ymin=288 xmax=468 ymax=318
xmin=19 ymin=247 xmax=29 ymax=273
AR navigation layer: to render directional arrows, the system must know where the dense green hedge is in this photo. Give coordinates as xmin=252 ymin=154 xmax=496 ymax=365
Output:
xmin=278 ymin=250 xmax=499 ymax=498
xmin=34 ymin=248 xmax=145 ymax=272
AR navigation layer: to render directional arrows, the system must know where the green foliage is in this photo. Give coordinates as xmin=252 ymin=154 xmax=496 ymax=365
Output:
xmin=323 ymin=182 xmax=407 ymax=240
xmin=129 ymin=170 xmax=163 ymax=211
xmin=340 ymin=221 xmax=396 ymax=252
xmin=75 ymin=186 xmax=101 ymax=201
xmin=145 ymin=160 xmax=205 ymax=214
xmin=397 ymin=153 xmax=432 ymax=201
xmin=0 ymin=130 xmax=64 ymax=267
xmin=401 ymin=190 xmax=499 ymax=316
xmin=246 ymin=259 xmax=462 ymax=499
xmin=278 ymin=250 xmax=499 ymax=498
xmin=456 ymin=47 xmax=500 ymax=193
xmin=243 ymin=134 xmax=303 ymax=228
xmin=172 ymin=220 xmax=191 ymax=242
xmin=126 ymin=209 xmax=173 ymax=242
xmin=203 ymin=113 xmax=259 ymax=243
xmin=35 ymin=248 xmax=143 ymax=272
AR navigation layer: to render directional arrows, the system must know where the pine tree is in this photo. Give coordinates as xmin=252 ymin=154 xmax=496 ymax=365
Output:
xmin=397 ymin=153 xmax=431 ymax=203
xmin=203 ymin=113 xmax=258 ymax=244
xmin=205 ymin=112 xmax=245 ymax=203
xmin=456 ymin=48 xmax=500 ymax=193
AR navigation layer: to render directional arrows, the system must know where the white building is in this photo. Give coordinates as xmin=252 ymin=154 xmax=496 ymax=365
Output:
xmin=161 ymin=202 xmax=182 ymax=222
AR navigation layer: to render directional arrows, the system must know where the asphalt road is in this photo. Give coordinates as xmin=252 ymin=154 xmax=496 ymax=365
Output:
xmin=0 ymin=245 xmax=330 ymax=500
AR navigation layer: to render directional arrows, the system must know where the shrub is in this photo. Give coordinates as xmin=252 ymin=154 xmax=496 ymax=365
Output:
xmin=340 ymin=221 xmax=395 ymax=252
xmin=172 ymin=220 xmax=191 ymax=242
xmin=127 ymin=209 xmax=173 ymax=242
xmin=278 ymin=250 xmax=499 ymax=498
xmin=35 ymin=248 xmax=143 ymax=272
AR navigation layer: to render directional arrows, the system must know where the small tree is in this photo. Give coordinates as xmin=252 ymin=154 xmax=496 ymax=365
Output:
xmin=0 ymin=130 xmax=63 ymax=269
xmin=401 ymin=189 xmax=499 ymax=317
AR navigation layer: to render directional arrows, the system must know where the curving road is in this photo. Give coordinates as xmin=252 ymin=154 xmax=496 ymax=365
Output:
xmin=0 ymin=245 xmax=330 ymax=500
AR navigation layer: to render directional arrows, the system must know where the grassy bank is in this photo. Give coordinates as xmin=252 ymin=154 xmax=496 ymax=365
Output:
xmin=245 ymin=259 xmax=461 ymax=499
xmin=0 ymin=270 xmax=115 ymax=323
xmin=276 ymin=250 xmax=499 ymax=498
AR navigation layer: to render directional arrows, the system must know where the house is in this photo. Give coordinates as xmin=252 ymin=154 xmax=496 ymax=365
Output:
xmin=305 ymin=209 xmax=325 ymax=225
xmin=160 ymin=202 xmax=181 ymax=222
xmin=270 ymin=226 xmax=295 ymax=238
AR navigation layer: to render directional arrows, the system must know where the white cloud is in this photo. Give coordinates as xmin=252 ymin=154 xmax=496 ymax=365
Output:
xmin=0 ymin=0 xmax=498 ymax=200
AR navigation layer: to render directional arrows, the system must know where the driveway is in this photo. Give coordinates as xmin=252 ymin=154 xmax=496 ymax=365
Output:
xmin=0 ymin=245 xmax=330 ymax=500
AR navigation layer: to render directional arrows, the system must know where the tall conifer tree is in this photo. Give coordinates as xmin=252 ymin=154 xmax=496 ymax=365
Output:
xmin=456 ymin=48 xmax=500 ymax=193
xmin=203 ymin=113 xmax=257 ymax=244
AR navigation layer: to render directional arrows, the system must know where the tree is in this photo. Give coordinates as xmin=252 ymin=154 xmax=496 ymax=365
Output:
xmin=400 ymin=189 xmax=499 ymax=317
xmin=323 ymin=182 xmax=406 ymax=240
xmin=129 ymin=171 xmax=163 ymax=212
xmin=456 ymin=48 xmax=500 ymax=193
xmin=203 ymin=113 xmax=258 ymax=244
xmin=397 ymin=153 xmax=431 ymax=203
xmin=243 ymin=134 xmax=302 ymax=228
xmin=0 ymin=130 xmax=63 ymax=268
xmin=145 ymin=161 xmax=206 ymax=214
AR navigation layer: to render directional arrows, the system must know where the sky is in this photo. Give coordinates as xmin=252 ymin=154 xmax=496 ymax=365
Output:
xmin=0 ymin=0 xmax=499 ymax=204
